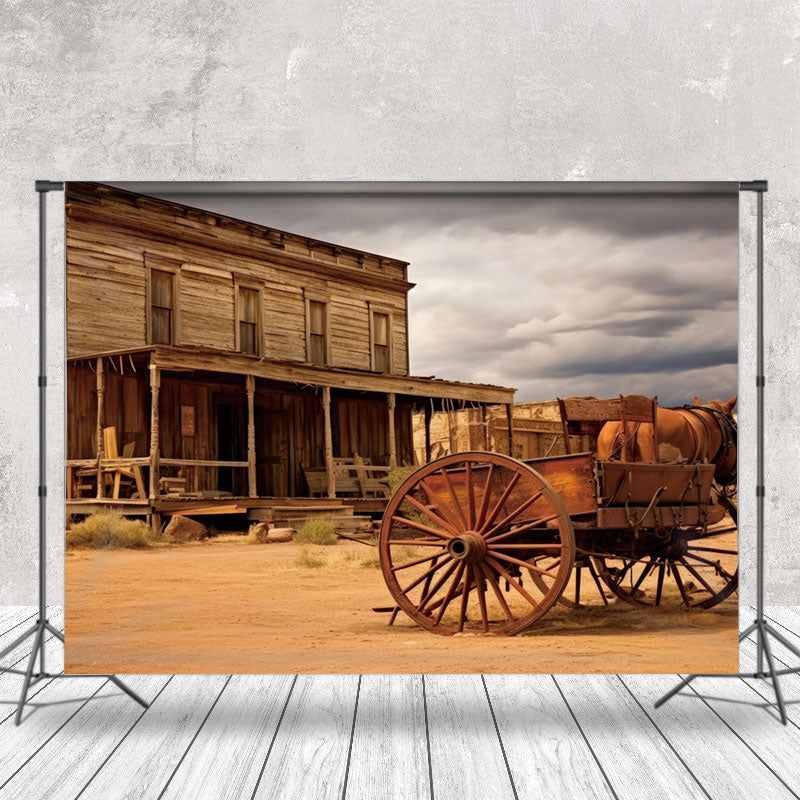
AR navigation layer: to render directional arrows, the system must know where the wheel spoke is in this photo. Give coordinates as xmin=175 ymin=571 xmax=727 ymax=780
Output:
xmin=671 ymin=563 xmax=690 ymax=605
xmin=655 ymin=560 xmax=666 ymax=605
xmin=479 ymin=472 xmax=521 ymax=534
xmin=390 ymin=552 xmax=442 ymax=572
xmin=684 ymin=552 xmax=736 ymax=580
xmin=419 ymin=479 xmax=462 ymax=533
xmin=440 ymin=467 xmax=469 ymax=530
xmin=630 ymin=561 xmax=654 ymax=595
xmin=587 ymin=559 xmax=608 ymax=606
xmin=678 ymin=557 xmax=718 ymax=597
xmin=457 ymin=568 xmax=473 ymax=632
xmin=484 ymin=491 xmax=545 ymax=540
xmin=475 ymin=463 xmax=495 ymax=531
xmin=400 ymin=557 xmax=451 ymax=597
xmin=486 ymin=556 xmax=541 ymax=607
xmin=399 ymin=495 xmax=458 ymax=537
xmin=472 ymin=564 xmax=489 ymax=632
xmin=466 ymin=461 xmax=476 ymax=530
xmin=390 ymin=515 xmax=451 ymax=541
xmin=486 ymin=542 xmax=563 ymax=551
xmin=387 ymin=538 xmax=447 ymax=548
xmin=434 ymin=563 xmax=466 ymax=625
xmin=480 ymin=562 xmax=514 ymax=622
xmin=418 ymin=560 xmax=460 ymax=614
xmin=486 ymin=512 xmax=559 ymax=544
xmin=488 ymin=549 xmax=558 ymax=578
xmin=687 ymin=545 xmax=738 ymax=556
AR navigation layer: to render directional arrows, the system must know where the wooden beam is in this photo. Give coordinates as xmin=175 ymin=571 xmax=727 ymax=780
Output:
xmin=322 ymin=386 xmax=335 ymax=498
xmin=506 ymin=403 xmax=514 ymax=457
xmin=149 ymin=362 xmax=161 ymax=500
xmin=246 ymin=374 xmax=257 ymax=498
xmin=387 ymin=392 xmax=397 ymax=468
xmin=423 ymin=402 xmax=432 ymax=464
xmin=95 ymin=357 xmax=105 ymax=498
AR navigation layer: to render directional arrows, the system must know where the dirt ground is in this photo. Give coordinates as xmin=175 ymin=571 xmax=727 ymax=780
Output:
xmin=65 ymin=536 xmax=739 ymax=674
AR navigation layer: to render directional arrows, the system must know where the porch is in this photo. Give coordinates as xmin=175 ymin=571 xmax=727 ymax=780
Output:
xmin=66 ymin=345 xmax=515 ymax=525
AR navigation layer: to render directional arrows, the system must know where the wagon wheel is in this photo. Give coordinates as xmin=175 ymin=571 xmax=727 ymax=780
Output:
xmin=379 ymin=452 xmax=575 ymax=635
xmin=527 ymin=555 xmax=610 ymax=608
xmin=592 ymin=494 xmax=737 ymax=609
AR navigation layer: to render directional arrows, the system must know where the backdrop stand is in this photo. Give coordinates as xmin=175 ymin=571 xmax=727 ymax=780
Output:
xmin=655 ymin=180 xmax=800 ymax=725
xmin=0 ymin=181 xmax=148 ymax=726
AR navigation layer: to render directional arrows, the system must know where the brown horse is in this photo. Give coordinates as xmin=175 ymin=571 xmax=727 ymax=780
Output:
xmin=596 ymin=395 xmax=737 ymax=483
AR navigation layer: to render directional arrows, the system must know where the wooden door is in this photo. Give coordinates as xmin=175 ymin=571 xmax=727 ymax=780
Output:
xmin=256 ymin=407 xmax=290 ymax=497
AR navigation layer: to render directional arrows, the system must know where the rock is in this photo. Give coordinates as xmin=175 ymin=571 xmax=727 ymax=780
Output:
xmin=164 ymin=515 xmax=208 ymax=542
xmin=267 ymin=527 xmax=295 ymax=543
xmin=249 ymin=523 xmax=295 ymax=543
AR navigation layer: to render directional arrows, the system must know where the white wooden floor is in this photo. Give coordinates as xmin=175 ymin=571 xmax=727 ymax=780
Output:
xmin=0 ymin=606 xmax=798 ymax=800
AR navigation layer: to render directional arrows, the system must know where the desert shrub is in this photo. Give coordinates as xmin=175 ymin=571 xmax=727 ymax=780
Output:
xmin=66 ymin=513 xmax=159 ymax=549
xmin=295 ymin=518 xmax=338 ymax=546
xmin=296 ymin=549 xmax=326 ymax=568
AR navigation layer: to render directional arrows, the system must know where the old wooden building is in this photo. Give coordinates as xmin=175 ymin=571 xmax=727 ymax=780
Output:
xmin=65 ymin=183 xmax=515 ymax=526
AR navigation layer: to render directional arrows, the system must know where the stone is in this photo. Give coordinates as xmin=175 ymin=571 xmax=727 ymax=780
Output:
xmin=164 ymin=515 xmax=208 ymax=542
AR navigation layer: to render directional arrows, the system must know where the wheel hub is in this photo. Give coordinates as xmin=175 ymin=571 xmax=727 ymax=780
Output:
xmin=447 ymin=532 xmax=487 ymax=563
xmin=663 ymin=536 xmax=689 ymax=559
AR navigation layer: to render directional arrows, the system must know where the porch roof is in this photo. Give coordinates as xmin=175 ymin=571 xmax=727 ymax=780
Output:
xmin=68 ymin=345 xmax=517 ymax=405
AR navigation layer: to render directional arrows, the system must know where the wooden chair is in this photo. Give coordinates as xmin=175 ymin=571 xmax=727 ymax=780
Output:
xmin=75 ymin=427 xmax=146 ymax=499
xmin=301 ymin=461 xmax=328 ymax=497
xmin=352 ymin=454 xmax=390 ymax=498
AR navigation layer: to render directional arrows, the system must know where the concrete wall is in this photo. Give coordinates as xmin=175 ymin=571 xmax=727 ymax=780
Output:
xmin=1 ymin=2 xmax=798 ymax=604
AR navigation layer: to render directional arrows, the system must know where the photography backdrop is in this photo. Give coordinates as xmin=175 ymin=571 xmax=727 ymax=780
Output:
xmin=1 ymin=2 xmax=799 ymax=608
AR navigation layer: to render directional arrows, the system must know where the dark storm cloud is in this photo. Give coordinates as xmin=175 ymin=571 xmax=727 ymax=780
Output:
xmin=118 ymin=185 xmax=739 ymax=406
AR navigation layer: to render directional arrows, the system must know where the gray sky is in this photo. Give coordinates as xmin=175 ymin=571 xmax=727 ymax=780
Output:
xmin=143 ymin=188 xmax=739 ymax=407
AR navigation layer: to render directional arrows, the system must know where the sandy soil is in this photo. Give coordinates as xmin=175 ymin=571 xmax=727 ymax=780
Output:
xmin=65 ymin=536 xmax=739 ymax=674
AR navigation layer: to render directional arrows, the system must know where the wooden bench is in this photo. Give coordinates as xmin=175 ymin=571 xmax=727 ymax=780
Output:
xmin=302 ymin=456 xmax=391 ymax=498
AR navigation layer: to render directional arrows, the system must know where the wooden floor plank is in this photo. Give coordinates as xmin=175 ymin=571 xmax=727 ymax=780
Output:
xmin=0 ymin=674 xmax=170 ymax=800
xmin=623 ymin=672 xmax=796 ymax=799
xmin=484 ymin=674 xmax=614 ymax=800
xmin=555 ymin=674 xmax=708 ymax=800
xmin=76 ymin=673 xmax=229 ymax=800
xmin=425 ymin=674 xmax=516 ymax=800
xmin=345 ymin=674 xmax=431 ymax=800
xmin=159 ymin=674 xmax=295 ymax=800
xmin=252 ymin=675 xmax=360 ymax=800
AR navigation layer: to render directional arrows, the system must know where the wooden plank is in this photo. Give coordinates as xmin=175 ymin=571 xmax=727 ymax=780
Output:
xmin=345 ymin=675 xmax=431 ymax=800
xmin=159 ymin=675 xmax=295 ymax=800
xmin=0 ymin=674 xmax=169 ymax=800
xmin=623 ymin=671 xmax=795 ymax=799
xmin=483 ymin=674 xmax=615 ymax=799
xmin=425 ymin=674 xmax=516 ymax=800
xmin=76 ymin=673 xmax=230 ymax=800
xmin=252 ymin=675 xmax=359 ymax=800
xmin=554 ymin=674 xmax=708 ymax=799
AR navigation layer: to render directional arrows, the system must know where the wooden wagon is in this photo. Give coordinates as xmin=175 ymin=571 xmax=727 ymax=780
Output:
xmin=378 ymin=396 xmax=737 ymax=635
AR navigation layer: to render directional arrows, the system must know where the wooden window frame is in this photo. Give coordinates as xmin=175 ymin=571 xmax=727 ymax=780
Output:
xmin=304 ymin=290 xmax=331 ymax=366
xmin=369 ymin=303 xmax=394 ymax=374
xmin=145 ymin=262 xmax=180 ymax=345
xmin=234 ymin=279 xmax=264 ymax=356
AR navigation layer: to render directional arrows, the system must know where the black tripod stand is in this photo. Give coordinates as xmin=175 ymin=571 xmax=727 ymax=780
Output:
xmin=0 ymin=181 xmax=148 ymax=726
xmin=655 ymin=180 xmax=800 ymax=725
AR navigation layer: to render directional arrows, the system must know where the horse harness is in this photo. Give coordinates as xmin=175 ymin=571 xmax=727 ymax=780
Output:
xmin=678 ymin=404 xmax=738 ymax=486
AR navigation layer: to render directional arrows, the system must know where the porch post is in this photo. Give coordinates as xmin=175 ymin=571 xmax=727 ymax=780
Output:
xmin=482 ymin=403 xmax=489 ymax=450
xmin=95 ymin=357 xmax=105 ymax=498
xmin=506 ymin=403 xmax=514 ymax=457
xmin=246 ymin=374 xmax=257 ymax=498
xmin=387 ymin=392 xmax=397 ymax=468
xmin=423 ymin=401 xmax=432 ymax=463
xmin=148 ymin=362 xmax=161 ymax=500
xmin=322 ymin=385 xmax=335 ymax=498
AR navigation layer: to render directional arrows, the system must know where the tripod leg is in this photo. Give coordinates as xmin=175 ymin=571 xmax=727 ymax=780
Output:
xmin=738 ymin=620 xmax=758 ymax=642
xmin=0 ymin=624 xmax=38 ymax=663
xmin=45 ymin=622 xmax=64 ymax=642
xmin=764 ymin=623 xmax=800 ymax=662
xmin=760 ymin=629 xmax=788 ymax=725
xmin=107 ymin=675 xmax=149 ymax=710
xmin=654 ymin=674 xmax=696 ymax=709
xmin=15 ymin=625 xmax=44 ymax=726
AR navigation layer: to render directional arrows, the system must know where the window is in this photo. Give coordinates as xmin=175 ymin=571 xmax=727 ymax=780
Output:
xmin=238 ymin=287 xmax=259 ymax=355
xmin=308 ymin=300 xmax=328 ymax=365
xmin=372 ymin=312 xmax=390 ymax=373
xmin=150 ymin=269 xmax=174 ymax=344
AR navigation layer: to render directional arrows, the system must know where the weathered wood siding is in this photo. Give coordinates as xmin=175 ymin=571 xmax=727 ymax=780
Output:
xmin=66 ymin=183 xmax=411 ymax=375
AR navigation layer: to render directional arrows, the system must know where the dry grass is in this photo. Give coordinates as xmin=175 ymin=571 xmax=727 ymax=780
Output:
xmin=67 ymin=513 xmax=162 ymax=550
xmin=295 ymin=549 xmax=327 ymax=568
xmin=295 ymin=519 xmax=338 ymax=546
